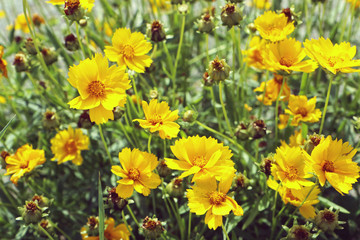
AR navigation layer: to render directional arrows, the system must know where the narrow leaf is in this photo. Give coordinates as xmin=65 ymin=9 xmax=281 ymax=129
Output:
xmin=0 ymin=115 xmax=16 ymax=140
xmin=98 ymin=173 xmax=105 ymax=240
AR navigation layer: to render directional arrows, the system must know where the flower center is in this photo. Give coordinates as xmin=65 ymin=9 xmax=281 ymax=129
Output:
xmin=192 ymin=155 xmax=207 ymax=168
xmin=285 ymin=189 xmax=299 ymax=201
xmin=128 ymin=168 xmax=140 ymax=180
xmin=19 ymin=160 xmax=29 ymax=169
xmin=322 ymin=160 xmax=334 ymax=172
xmin=65 ymin=139 xmax=77 ymax=155
xmin=148 ymin=114 xmax=163 ymax=125
xmin=296 ymin=107 xmax=308 ymax=117
xmin=122 ymin=45 xmax=135 ymax=59
xmin=327 ymin=56 xmax=344 ymax=67
xmin=252 ymin=50 xmax=264 ymax=63
xmin=323 ymin=211 xmax=336 ymax=222
xmin=279 ymin=57 xmax=294 ymax=67
xmin=284 ymin=166 xmax=298 ymax=180
xmin=209 ymin=191 xmax=226 ymax=205
xmin=88 ymin=81 xmax=105 ymax=97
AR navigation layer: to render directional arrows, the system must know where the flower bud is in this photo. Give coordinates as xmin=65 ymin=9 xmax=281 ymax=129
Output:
xmin=41 ymin=48 xmax=58 ymax=66
xmin=166 ymin=178 xmax=185 ymax=198
xmin=247 ymin=23 xmax=257 ymax=33
xmin=106 ymin=187 xmax=128 ymax=211
xmin=221 ymin=3 xmax=243 ymax=28
xmin=1 ymin=150 xmax=10 ymax=169
xmin=207 ymin=56 xmax=231 ymax=82
xmin=197 ymin=14 xmax=215 ymax=34
xmin=183 ymin=110 xmax=196 ymax=123
xmin=235 ymin=122 xmax=249 ymax=140
xmin=147 ymin=20 xmax=166 ymax=42
xmin=32 ymin=14 xmax=45 ymax=27
xmin=79 ymin=19 xmax=87 ymax=27
xmin=78 ymin=110 xmax=95 ymax=129
xmin=113 ymin=106 xmax=125 ymax=121
xmin=25 ymin=38 xmax=37 ymax=55
xmin=21 ymin=201 xmax=42 ymax=224
xmin=157 ymin=159 xmax=172 ymax=178
xmin=38 ymin=219 xmax=55 ymax=237
xmin=248 ymin=119 xmax=267 ymax=139
xmin=65 ymin=34 xmax=80 ymax=51
xmin=202 ymin=71 xmax=214 ymax=86
xmin=142 ymin=216 xmax=165 ymax=239
xmin=13 ymin=52 xmax=29 ymax=72
xmin=86 ymin=216 xmax=99 ymax=236
xmin=232 ymin=172 xmax=249 ymax=191
xmin=260 ymin=155 xmax=274 ymax=178
xmin=145 ymin=62 xmax=156 ymax=73
xmin=314 ymin=208 xmax=341 ymax=233
xmin=304 ymin=133 xmax=322 ymax=154
xmin=64 ymin=0 xmax=84 ymax=22
xmin=43 ymin=110 xmax=60 ymax=130
xmin=149 ymin=89 xmax=159 ymax=100
xmin=285 ymin=224 xmax=311 ymax=240
xmin=32 ymin=195 xmax=50 ymax=208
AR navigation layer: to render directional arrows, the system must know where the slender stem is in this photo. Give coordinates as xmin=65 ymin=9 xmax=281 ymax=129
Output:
xmin=319 ymin=1 xmax=326 ymax=36
xmin=39 ymin=226 xmax=55 ymax=240
xmin=205 ymin=34 xmax=209 ymax=64
xmin=231 ymin=27 xmax=236 ymax=93
xmin=347 ymin=0 xmax=356 ymax=41
xmin=319 ymin=74 xmax=334 ymax=135
xmin=148 ymin=134 xmax=152 ymax=154
xmin=258 ymin=71 xmax=269 ymax=119
xmin=131 ymin=74 xmax=142 ymax=114
xmin=209 ymin=87 xmax=223 ymax=132
xmin=274 ymin=77 xmax=286 ymax=143
xmin=76 ymin=22 xmax=87 ymax=58
xmin=98 ymin=125 xmax=113 ymax=165
xmin=222 ymin=224 xmax=230 ymax=240
xmin=122 ymin=210 xmax=136 ymax=240
xmin=119 ymin=120 xmax=136 ymax=148
xmin=162 ymin=41 xmax=174 ymax=74
xmin=187 ymin=212 xmax=192 ymax=240
xmin=219 ymin=81 xmax=234 ymax=136
xmin=126 ymin=205 xmax=140 ymax=226
xmin=270 ymin=184 xmax=280 ymax=240
xmin=163 ymin=139 xmax=167 ymax=158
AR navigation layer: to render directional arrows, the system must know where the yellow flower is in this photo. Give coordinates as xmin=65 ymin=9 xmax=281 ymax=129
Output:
xmin=267 ymin=178 xmax=320 ymax=219
xmin=14 ymin=14 xmax=30 ymax=33
xmin=47 ymin=0 xmax=95 ymax=11
xmin=271 ymin=145 xmax=314 ymax=189
xmin=254 ymin=74 xmax=291 ymax=105
xmin=104 ymin=28 xmax=153 ymax=73
xmin=0 ymin=10 xmax=5 ymax=19
xmin=254 ymin=11 xmax=295 ymax=42
xmin=244 ymin=103 xmax=252 ymax=112
xmin=281 ymin=130 xmax=304 ymax=147
xmin=242 ymin=36 xmax=267 ymax=70
xmin=304 ymin=37 xmax=360 ymax=74
xmin=50 ymin=126 xmax=89 ymax=165
xmin=306 ymin=136 xmax=359 ymax=195
xmin=67 ymin=53 xmax=131 ymax=125
xmin=81 ymin=217 xmax=131 ymax=240
xmin=0 ymin=45 xmax=7 ymax=78
xmin=263 ymin=38 xmax=318 ymax=74
xmin=251 ymin=0 xmax=271 ymax=9
xmin=149 ymin=0 xmax=171 ymax=14
xmin=5 ymin=144 xmax=46 ymax=184
xmin=111 ymin=148 xmax=161 ymax=199
xmin=165 ymin=135 xmax=236 ymax=182
xmin=133 ymin=99 xmax=180 ymax=139
xmin=187 ymin=175 xmax=243 ymax=230
xmin=278 ymin=114 xmax=290 ymax=130
xmin=346 ymin=0 xmax=360 ymax=8
xmin=0 ymin=96 xmax=5 ymax=103
xmin=285 ymin=95 xmax=322 ymax=126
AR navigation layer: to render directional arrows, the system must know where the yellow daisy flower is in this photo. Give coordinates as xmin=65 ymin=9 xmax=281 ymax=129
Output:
xmin=306 ymin=136 xmax=359 ymax=195
xmin=81 ymin=217 xmax=131 ymax=240
xmin=281 ymin=130 xmax=304 ymax=147
xmin=133 ymin=99 xmax=180 ymax=139
xmin=285 ymin=95 xmax=322 ymax=126
xmin=67 ymin=53 xmax=131 ymax=125
xmin=165 ymin=135 xmax=236 ymax=182
xmin=50 ymin=126 xmax=89 ymax=165
xmin=263 ymin=38 xmax=318 ymax=74
xmin=278 ymin=114 xmax=290 ymax=130
xmin=254 ymin=11 xmax=295 ymax=42
xmin=267 ymin=178 xmax=320 ymax=219
xmin=187 ymin=175 xmax=243 ymax=230
xmin=271 ymin=145 xmax=314 ymax=189
xmin=254 ymin=74 xmax=291 ymax=106
xmin=14 ymin=14 xmax=30 ymax=34
xmin=304 ymin=37 xmax=360 ymax=74
xmin=104 ymin=28 xmax=153 ymax=73
xmin=242 ymin=36 xmax=267 ymax=70
xmin=111 ymin=148 xmax=161 ymax=199
xmin=5 ymin=144 xmax=46 ymax=184
xmin=0 ymin=96 xmax=5 ymax=104
xmin=251 ymin=0 xmax=271 ymax=9
xmin=47 ymin=0 xmax=95 ymax=11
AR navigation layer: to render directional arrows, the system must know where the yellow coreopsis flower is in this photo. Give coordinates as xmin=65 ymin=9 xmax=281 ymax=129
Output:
xmin=165 ymin=135 xmax=236 ymax=182
xmin=304 ymin=37 xmax=360 ymax=74
xmin=306 ymin=136 xmax=359 ymax=195
xmin=242 ymin=36 xmax=267 ymax=70
xmin=104 ymin=28 xmax=153 ymax=73
xmin=267 ymin=179 xmax=320 ymax=219
xmin=111 ymin=148 xmax=161 ymax=199
xmin=5 ymin=144 xmax=46 ymax=184
xmin=14 ymin=14 xmax=30 ymax=33
xmin=133 ymin=99 xmax=180 ymax=139
xmin=187 ymin=175 xmax=243 ymax=230
xmin=281 ymin=130 xmax=304 ymax=147
xmin=263 ymin=38 xmax=318 ymax=74
xmin=254 ymin=11 xmax=295 ymax=42
xmin=285 ymin=95 xmax=322 ymax=126
xmin=81 ymin=217 xmax=131 ymax=240
xmin=254 ymin=74 xmax=291 ymax=105
xmin=47 ymin=0 xmax=95 ymax=11
xmin=271 ymin=145 xmax=314 ymax=189
xmin=278 ymin=114 xmax=290 ymax=130
xmin=67 ymin=53 xmax=131 ymax=125
xmin=50 ymin=126 xmax=89 ymax=165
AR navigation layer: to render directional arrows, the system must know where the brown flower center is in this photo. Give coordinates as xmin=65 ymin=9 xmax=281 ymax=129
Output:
xmin=88 ymin=81 xmax=105 ymax=97
xmin=128 ymin=168 xmax=140 ymax=180
xmin=323 ymin=211 xmax=336 ymax=222
xmin=285 ymin=166 xmax=298 ymax=180
xmin=192 ymin=155 xmax=207 ymax=168
xmin=122 ymin=45 xmax=135 ymax=59
xmin=322 ymin=160 xmax=334 ymax=172
xmin=19 ymin=160 xmax=29 ymax=169
xmin=26 ymin=202 xmax=38 ymax=211
xmin=279 ymin=57 xmax=294 ymax=67
xmin=148 ymin=114 xmax=163 ymax=125
xmin=285 ymin=189 xmax=300 ymax=201
xmin=293 ymin=228 xmax=310 ymax=240
xmin=296 ymin=107 xmax=308 ymax=117
xmin=65 ymin=139 xmax=77 ymax=155
xmin=209 ymin=191 xmax=226 ymax=205
xmin=212 ymin=59 xmax=224 ymax=71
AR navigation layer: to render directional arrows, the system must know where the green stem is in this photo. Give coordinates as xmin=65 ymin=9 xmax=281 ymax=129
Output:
xmin=219 ymin=81 xmax=234 ymax=136
xmin=347 ymin=0 xmax=356 ymax=41
xmin=126 ymin=205 xmax=140 ymax=226
xmin=274 ymin=77 xmax=286 ymax=144
xmin=119 ymin=120 xmax=136 ymax=148
xmin=162 ymin=41 xmax=174 ymax=74
xmin=148 ymin=134 xmax=152 ymax=154
xmin=187 ymin=212 xmax=192 ymax=240
xmin=39 ymin=226 xmax=55 ymax=240
xmin=319 ymin=0 xmax=326 ymax=36
xmin=209 ymin=87 xmax=223 ymax=132
xmin=122 ymin=210 xmax=136 ymax=240
xmin=98 ymin=125 xmax=113 ymax=165
xmin=131 ymin=74 xmax=142 ymax=114
xmin=270 ymin=184 xmax=280 ymax=240
xmin=222 ymin=224 xmax=230 ymax=240
xmin=205 ymin=34 xmax=209 ymax=64
xmin=319 ymin=74 xmax=334 ymax=135
xmin=258 ymin=71 xmax=269 ymax=119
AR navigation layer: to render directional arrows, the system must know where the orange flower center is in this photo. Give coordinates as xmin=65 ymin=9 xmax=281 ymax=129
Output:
xmin=285 ymin=189 xmax=300 ymax=201
xmin=296 ymin=107 xmax=308 ymax=117
xmin=279 ymin=57 xmax=294 ymax=67
xmin=19 ymin=160 xmax=29 ymax=169
xmin=284 ymin=166 xmax=298 ymax=180
xmin=252 ymin=50 xmax=264 ymax=64
xmin=65 ymin=139 xmax=77 ymax=155
xmin=192 ymin=155 xmax=207 ymax=168
xmin=128 ymin=168 xmax=140 ymax=180
xmin=209 ymin=191 xmax=226 ymax=205
xmin=322 ymin=160 xmax=334 ymax=172
xmin=122 ymin=45 xmax=135 ymax=59
xmin=88 ymin=81 xmax=105 ymax=97
xmin=327 ymin=56 xmax=344 ymax=67
xmin=148 ymin=114 xmax=163 ymax=125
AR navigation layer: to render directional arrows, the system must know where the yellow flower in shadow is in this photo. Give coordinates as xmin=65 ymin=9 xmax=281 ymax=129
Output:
xmin=285 ymin=95 xmax=322 ymax=126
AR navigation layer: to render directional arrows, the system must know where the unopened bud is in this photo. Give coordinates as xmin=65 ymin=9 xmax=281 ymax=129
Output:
xmin=157 ymin=159 xmax=172 ymax=178
xmin=32 ymin=14 xmax=45 ymax=27
xmin=106 ymin=187 xmax=128 ymax=211
xmin=247 ymin=23 xmax=257 ymax=33
xmin=79 ymin=19 xmax=87 ymax=27
xmin=285 ymin=224 xmax=311 ymax=240
xmin=260 ymin=155 xmax=274 ymax=178
xmin=25 ymin=38 xmax=37 ymax=55
xmin=197 ymin=14 xmax=215 ymax=33
xmin=78 ymin=110 xmax=94 ymax=129
xmin=113 ymin=106 xmax=125 ymax=121
xmin=183 ymin=110 xmax=196 ymax=123
xmin=142 ymin=216 xmax=165 ymax=239
xmin=65 ymin=34 xmax=80 ymax=51
xmin=32 ymin=195 xmax=50 ymax=208
xmin=41 ymin=48 xmax=57 ymax=66
xmin=38 ymin=219 xmax=55 ymax=236
xmin=149 ymin=89 xmax=159 ymax=100
xmin=21 ymin=201 xmax=42 ymax=224
xmin=221 ymin=3 xmax=243 ymax=28
xmin=147 ymin=20 xmax=166 ymax=42
xmin=315 ymin=208 xmax=342 ymax=233
xmin=166 ymin=178 xmax=185 ymax=198
xmin=43 ymin=110 xmax=60 ymax=130
xmin=248 ymin=119 xmax=267 ymax=139
xmin=235 ymin=122 xmax=249 ymax=140
xmin=13 ymin=52 xmax=29 ymax=72
xmin=208 ymin=56 xmax=231 ymax=82
xmin=232 ymin=172 xmax=249 ymax=191
xmin=304 ymin=133 xmax=323 ymax=154
xmin=64 ymin=0 xmax=84 ymax=22
xmin=86 ymin=216 xmax=99 ymax=236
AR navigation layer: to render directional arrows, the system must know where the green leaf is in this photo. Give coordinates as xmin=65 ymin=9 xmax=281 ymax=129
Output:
xmin=318 ymin=196 xmax=350 ymax=214
xmin=98 ymin=173 xmax=105 ymax=240
xmin=0 ymin=115 xmax=16 ymax=141
xmin=301 ymin=123 xmax=308 ymax=140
